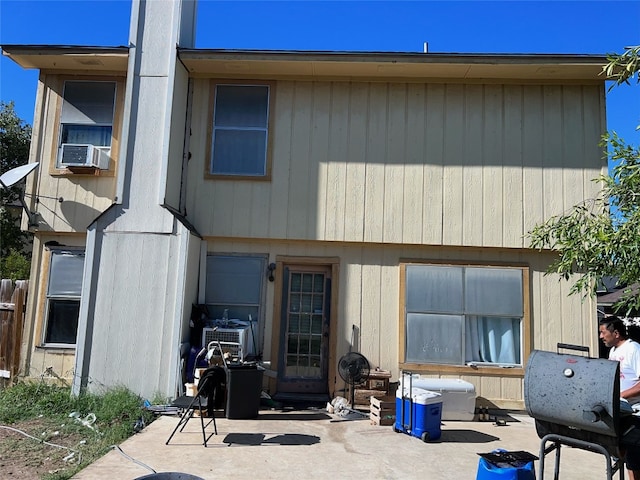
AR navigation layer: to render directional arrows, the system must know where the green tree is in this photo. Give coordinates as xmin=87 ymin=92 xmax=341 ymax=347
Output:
xmin=0 ymin=101 xmax=32 ymax=276
xmin=528 ymin=46 xmax=640 ymax=314
xmin=1 ymin=248 xmax=31 ymax=281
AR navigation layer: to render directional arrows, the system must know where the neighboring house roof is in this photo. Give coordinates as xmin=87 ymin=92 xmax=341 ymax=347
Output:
xmin=2 ymin=44 xmax=609 ymax=81
xmin=598 ymin=284 xmax=640 ymax=331
xmin=598 ymin=283 xmax=640 ymax=306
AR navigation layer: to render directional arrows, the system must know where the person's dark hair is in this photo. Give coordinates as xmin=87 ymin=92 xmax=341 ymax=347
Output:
xmin=599 ymin=315 xmax=628 ymax=339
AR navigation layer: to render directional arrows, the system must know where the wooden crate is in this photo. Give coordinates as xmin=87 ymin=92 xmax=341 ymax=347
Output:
xmin=371 ymin=395 xmax=395 ymax=411
xmin=354 ymin=388 xmax=388 ymax=407
xmin=365 ymin=369 xmax=392 ymax=392
xmin=370 ymin=395 xmax=395 ymax=426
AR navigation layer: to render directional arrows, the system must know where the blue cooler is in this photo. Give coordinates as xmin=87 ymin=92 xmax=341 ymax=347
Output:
xmin=476 ymin=450 xmax=536 ymax=480
xmin=394 ymin=387 xmax=442 ymax=442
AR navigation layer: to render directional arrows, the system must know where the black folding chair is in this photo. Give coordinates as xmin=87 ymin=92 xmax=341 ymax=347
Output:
xmin=166 ymin=366 xmax=225 ymax=446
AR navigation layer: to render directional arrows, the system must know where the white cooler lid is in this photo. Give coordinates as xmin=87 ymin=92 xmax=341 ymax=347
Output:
xmin=397 ymin=386 xmax=442 ymax=405
xmin=411 ymin=376 xmax=476 ymax=393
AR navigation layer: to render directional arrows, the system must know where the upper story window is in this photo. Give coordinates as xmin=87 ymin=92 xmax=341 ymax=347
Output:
xmin=401 ymin=263 xmax=528 ymax=369
xmin=208 ymin=83 xmax=272 ymax=178
xmin=57 ymin=81 xmax=116 ymax=170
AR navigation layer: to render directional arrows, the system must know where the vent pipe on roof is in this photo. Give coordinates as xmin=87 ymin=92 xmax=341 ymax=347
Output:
xmin=423 ymin=42 xmax=429 ymax=53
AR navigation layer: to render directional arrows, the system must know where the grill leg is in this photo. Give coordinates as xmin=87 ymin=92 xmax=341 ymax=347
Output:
xmin=539 ymin=437 xmax=561 ymax=480
xmin=554 ymin=442 xmax=561 ymax=480
xmin=539 ymin=433 xmax=622 ymax=480
xmin=615 ymin=456 xmax=624 ymax=480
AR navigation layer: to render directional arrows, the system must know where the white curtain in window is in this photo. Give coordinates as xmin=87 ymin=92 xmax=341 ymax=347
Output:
xmin=465 ymin=316 xmax=521 ymax=364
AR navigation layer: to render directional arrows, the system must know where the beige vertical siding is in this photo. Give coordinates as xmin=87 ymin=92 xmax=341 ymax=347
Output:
xmin=422 ymin=84 xmax=446 ymax=244
xmin=24 ymin=239 xmax=595 ymax=403
xmin=206 ymin=239 xmax=596 ymax=406
xmin=187 ymin=80 xmax=605 ymax=248
xmin=26 ymin=73 xmax=604 ymax=403
xmin=21 ymin=234 xmax=86 ymax=383
xmin=27 ymin=348 xmax=76 ymax=384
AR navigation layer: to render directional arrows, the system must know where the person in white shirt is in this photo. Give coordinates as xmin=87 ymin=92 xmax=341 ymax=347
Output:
xmin=599 ymin=315 xmax=640 ymax=479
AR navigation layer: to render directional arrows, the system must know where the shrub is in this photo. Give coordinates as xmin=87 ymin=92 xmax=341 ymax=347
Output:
xmin=0 ymin=248 xmax=31 ymax=281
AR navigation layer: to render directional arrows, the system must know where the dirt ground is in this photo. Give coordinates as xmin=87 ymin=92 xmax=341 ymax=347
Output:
xmin=0 ymin=418 xmax=86 ymax=479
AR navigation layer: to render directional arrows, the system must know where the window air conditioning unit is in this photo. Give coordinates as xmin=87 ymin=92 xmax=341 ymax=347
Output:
xmin=59 ymin=144 xmax=110 ymax=169
xmin=202 ymin=326 xmax=255 ymax=360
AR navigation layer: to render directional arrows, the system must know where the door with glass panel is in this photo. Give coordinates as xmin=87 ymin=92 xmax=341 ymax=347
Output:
xmin=276 ymin=265 xmax=331 ymax=394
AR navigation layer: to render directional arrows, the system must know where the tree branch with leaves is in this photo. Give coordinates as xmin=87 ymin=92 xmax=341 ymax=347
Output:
xmin=604 ymin=45 xmax=640 ymax=89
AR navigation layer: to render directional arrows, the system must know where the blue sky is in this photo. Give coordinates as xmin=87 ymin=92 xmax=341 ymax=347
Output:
xmin=1 ymin=0 xmax=639 ymax=146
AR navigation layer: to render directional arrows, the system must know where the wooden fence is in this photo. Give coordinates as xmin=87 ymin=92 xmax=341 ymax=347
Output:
xmin=0 ymin=279 xmax=28 ymax=387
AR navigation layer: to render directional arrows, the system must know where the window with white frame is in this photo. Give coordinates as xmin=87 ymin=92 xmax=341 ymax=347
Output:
xmin=210 ymin=83 xmax=270 ymax=176
xmin=57 ymin=81 xmax=116 ymax=169
xmin=402 ymin=263 xmax=525 ymax=367
xmin=43 ymin=249 xmax=85 ymax=346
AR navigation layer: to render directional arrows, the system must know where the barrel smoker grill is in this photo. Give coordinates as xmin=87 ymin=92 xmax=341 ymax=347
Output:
xmin=524 ymin=347 xmax=640 ymax=479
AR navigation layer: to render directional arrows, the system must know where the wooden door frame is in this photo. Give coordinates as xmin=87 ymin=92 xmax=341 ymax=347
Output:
xmin=270 ymin=256 xmax=339 ymax=396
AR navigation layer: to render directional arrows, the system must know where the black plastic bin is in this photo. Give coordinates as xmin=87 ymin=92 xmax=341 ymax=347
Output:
xmin=225 ymin=364 xmax=264 ymax=419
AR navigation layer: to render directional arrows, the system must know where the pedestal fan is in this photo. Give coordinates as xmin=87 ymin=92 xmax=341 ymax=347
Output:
xmin=338 ymin=351 xmax=371 ymax=407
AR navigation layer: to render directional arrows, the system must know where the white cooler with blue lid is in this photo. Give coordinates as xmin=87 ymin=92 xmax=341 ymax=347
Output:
xmin=394 ymin=387 xmax=442 ymax=441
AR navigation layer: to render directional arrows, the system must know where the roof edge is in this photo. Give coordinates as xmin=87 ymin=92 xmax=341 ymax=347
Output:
xmin=178 ymin=48 xmax=609 ymax=64
xmin=1 ymin=44 xmax=129 ymax=53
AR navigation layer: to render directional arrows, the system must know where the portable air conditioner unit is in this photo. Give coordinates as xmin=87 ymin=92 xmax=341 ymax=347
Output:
xmin=59 ymin=144 xmax=110 ymax=169
xmin=202 ymin=326 xmax=255 ymax=360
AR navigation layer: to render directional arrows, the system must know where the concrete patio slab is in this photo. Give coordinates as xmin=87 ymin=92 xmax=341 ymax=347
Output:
xmin=72 ymin=408 xmax=618 ymax=480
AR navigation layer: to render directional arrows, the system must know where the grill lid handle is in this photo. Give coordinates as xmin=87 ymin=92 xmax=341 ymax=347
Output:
xmin=557 ymin=343 xmax=590 ymax=356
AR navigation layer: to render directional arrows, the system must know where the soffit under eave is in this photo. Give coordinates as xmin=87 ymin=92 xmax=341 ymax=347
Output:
xmin=179 ymin=58 xmax=607 ymax=82
xmin=3 ymin=47 xmax=607 ymax=81
xmin=2 ymin=51 xmax=129 ymax=72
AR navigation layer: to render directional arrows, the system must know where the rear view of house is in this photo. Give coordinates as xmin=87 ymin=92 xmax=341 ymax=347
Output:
xmin=2 ymin=0 xmax=608 ymax=409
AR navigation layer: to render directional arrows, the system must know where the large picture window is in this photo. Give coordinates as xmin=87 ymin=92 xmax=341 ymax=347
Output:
xmin=43 ymin=249 xmax=85 ymax=346
xmin=209 ymin=83 xmax=271 ymax=177
xmin=402 ymin=263 xmax=525 ymax=367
